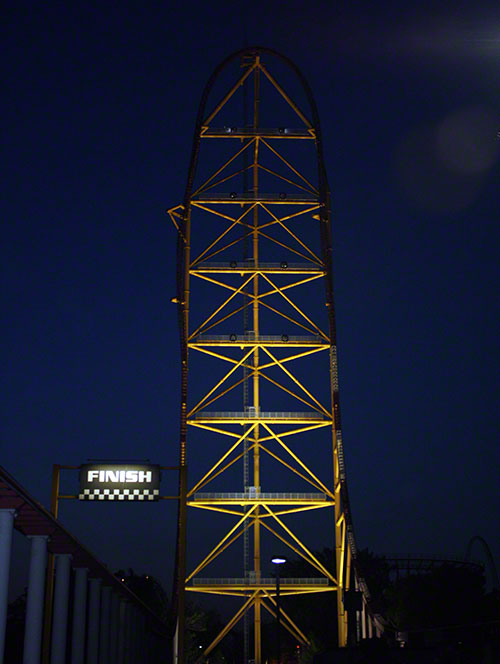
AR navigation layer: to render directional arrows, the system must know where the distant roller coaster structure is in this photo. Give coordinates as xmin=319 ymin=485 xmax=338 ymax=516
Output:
xmin=168 ymin=47 xmax=380 ymax=663
xmin=383 ymin=554 xmax=485 ymax=581
xmin=466 ymin=536 xmax=500 ymax=590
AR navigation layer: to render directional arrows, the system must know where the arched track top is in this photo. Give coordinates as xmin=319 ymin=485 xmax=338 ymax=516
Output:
xmin=466 ymin=536 xmax=500 ymax=589
xmin=180 ymin=47 xmax=330 ymax=218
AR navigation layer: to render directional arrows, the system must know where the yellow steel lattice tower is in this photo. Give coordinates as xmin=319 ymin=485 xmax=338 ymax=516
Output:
xmin=169 ymin=47 xmax=364 ymax=663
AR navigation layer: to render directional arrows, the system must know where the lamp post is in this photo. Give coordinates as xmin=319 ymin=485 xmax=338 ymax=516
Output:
xmin=271 ymin=556 xmax=287 ymax=663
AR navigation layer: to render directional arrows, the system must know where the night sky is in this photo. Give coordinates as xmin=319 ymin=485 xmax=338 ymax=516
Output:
xmin=3 ymin=1 xmax=499 ymax=603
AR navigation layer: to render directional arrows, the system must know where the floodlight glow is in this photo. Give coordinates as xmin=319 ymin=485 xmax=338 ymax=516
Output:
xmin=271 ymin=556 xmax=287 ymax=565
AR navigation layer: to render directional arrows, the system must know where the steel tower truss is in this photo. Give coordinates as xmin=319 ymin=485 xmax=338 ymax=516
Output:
xmin=169 ymin=48 xmax=354 ymax=663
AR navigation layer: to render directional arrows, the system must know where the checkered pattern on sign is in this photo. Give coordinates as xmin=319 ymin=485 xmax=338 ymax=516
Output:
xmin=78 ymin=488 xmax=160 ymax=501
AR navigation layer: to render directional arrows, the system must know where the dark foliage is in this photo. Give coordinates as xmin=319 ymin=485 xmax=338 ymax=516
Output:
xmin=115 ymin=568 xmax=169 ymax=622
xmin=385 ymin=563 xmax=487 ymax=631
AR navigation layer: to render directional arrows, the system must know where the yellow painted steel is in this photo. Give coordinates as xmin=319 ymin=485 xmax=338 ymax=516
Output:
xmin=186 ymin=506 xmax=258 ymax=582
xmin=260 ymin=138 xmax=317 ymax=189
xmin=187 ymin=586 xmax=336 ymax=595
xmin=258 ymin=443 xmax=332 ymax=493
xmin=199 ymin=591 xmax=259 ymax=662
xmin=193 ymin=140 xmax=257 ymax=197
xmin=260 ymin=423 xmax=334 ymax=497
xmin=258 ymin=520 xmax=334 ymax=577
xmin=257 ymin=300 xmax=324 ymax=335
xmin=172 ymin=50 xmax=351 ymax=663
xmin=187 ymin=425 xmax=258 ymax=496
xmin=261 ymin=590 xmax=310 ymax=643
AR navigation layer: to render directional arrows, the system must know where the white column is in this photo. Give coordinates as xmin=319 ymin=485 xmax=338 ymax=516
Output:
xmin=50 ymin=553 xmax=71 ymax=664
xmin=145 ymin=630 xmax=151 ymax=664
xmin=124 ymin=603 xmax=132 ymax=664
xmin=87 ymin=577 xmax=102 ymax=664
xmin=361 ymin=598 xmax=367 ymax=640
xmin=98 ymin=586 xmax=111 ymax=664
xmin=109 ymin=593 xmax=120 ymax=663
xmin=0 ymin=510 xmax=16 ymax=664
xmin=117 ymin=598 xmax=127 ymax=664
xmin=354 ymin=578 xmax=361 ymax=644
xmin=172 ymin=619 xmax=178 ymax=664
xmin=127 ymin=605 xmax=134 ymax=664
xmin=368 ymin=613 xmax=373 ymax=638
xmin=143 ymin=619 xmax=151 ymax=664
xmin=70 ymin=567 xmax=88 ymax=664
xmin=131 ymin=608 xmax=140 ymax=663
xmin=23 ymin=535 xmax=48 ymax=664
xmin=137 ymin=614 xmax=146 ymax=663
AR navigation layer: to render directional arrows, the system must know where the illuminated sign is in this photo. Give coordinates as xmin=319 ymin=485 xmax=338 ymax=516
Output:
xmin=79 ymin=464 xmax=161 ymax=501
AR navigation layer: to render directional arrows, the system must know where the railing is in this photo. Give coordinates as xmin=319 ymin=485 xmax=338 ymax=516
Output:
xmin=192 ymin=261 xmax=324 ymax=270
xmin=191 ymin=333 xmax=325 ymax=344
xmin=382 ymin=553 xmax=485 ymax=567
xmin=203 ymin=127 xmax=313 ymax=137
xmin=192 ymin=577 xmax=329 ymax=586
xmin=192 ymin=411 xmax=327 ymax=420
xmin=193 ymin=492 xmax=328 ymax=501
xmin=193 ymin=192 xmax=317 ymax=202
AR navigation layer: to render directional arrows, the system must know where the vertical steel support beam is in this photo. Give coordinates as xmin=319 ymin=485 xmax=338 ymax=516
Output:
xmin=251 ymin=56 xmax=262 ymax=664
xmin=254 ymin=597 xmax=261 ymax=664
xmin=71 ymin=567 xmax=88 ymax=664
xmin=344 ymin=543 xmax=351 ymax=644
xmin=23 ymin=535 xmax=49 ymax=664
xmin=0 ymin=509 xmax=16 ymax=664
xmin=50 ymin=553 xmax=71 ymax=664
xmin=177 ymin=466 xmax=187 ymax=664
xmin=99 ymin=586 xmax=111 ymax=664
xmin=177 ymin=193 xmax=191 ymax=664
xmin=87 ymin=577 xmax=102 ymax=664
xmin=334 ymin=449 xmax=344 ymax=646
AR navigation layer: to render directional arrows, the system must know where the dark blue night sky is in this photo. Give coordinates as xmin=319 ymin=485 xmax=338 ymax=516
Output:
xmin=3 ymin=1 xmax=499 ymax=600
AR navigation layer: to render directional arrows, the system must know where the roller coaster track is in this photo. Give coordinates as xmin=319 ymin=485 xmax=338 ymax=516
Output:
xmin=466 ymin=536 xmax=500 ymax=590
xmin=168 ymin=46 xmax=380 ymax=663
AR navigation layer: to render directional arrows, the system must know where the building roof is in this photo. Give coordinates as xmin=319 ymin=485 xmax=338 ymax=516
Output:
xmin=0 ymin=465 xmax=169 ymax=634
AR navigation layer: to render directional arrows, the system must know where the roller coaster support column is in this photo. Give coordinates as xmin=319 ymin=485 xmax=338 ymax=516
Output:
xmin=361 ymin=596 xmax=367 ymax=640
xmin=87 ymin=577 xmax=102 ymax=664
xmin=71 ymin=567 xmax=88 ymax=664
xmin=109 ymin=592 xmax=120 ymax=662
xmin=23 ymin=536 xmax=49 ymax=664
xmin=99 ymin=586 xmax=111 ymax=664
xmin=0 ymin=509 xmax=16 ymax=664
xmin=51 ymin=553 xmax=71 ymax=664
